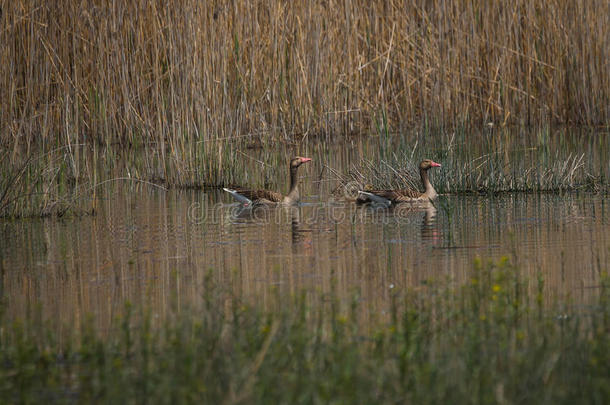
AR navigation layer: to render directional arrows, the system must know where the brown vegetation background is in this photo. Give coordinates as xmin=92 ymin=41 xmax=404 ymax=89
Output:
xmin=1 ymin=0 xmax=609 ymax=148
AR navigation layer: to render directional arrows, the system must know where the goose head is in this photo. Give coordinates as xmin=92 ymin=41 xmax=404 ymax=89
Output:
xmin=419 ymin=159 xmax=441 ymax=171
xmin=290 ymin=156 xmax=313 ymax=168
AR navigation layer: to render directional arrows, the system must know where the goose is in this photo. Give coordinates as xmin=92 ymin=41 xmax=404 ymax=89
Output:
xmin=224 ymin=157 xmax=312 ymax=205
xmin=357 ymin=159 xmax=441 ymax=205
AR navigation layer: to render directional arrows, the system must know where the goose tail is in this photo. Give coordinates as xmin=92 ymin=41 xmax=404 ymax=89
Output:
xmin=223 ymin=188 xmax=252 ymax=205
xmin=358 ymin=191 xmax=391 ymax=206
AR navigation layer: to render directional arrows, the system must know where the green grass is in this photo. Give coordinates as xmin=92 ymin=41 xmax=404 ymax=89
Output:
xmin=2 ymin=127 xmax=608 ymax=218
xmin=338 ymin=128 xmax=609 ymax=195
xmin=0 ymin=126 xmax=610 ymax=217
xmin=0 ymin=148 xmax=79 ymax=218
xmin=1 ymin=258 xmax=609 ymax=404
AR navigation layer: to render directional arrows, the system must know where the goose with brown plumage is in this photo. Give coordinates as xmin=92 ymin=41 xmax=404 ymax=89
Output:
xmin=357 ymin=159 xmax=441 ymax=206
xmin=224 ymin=157 xmax=312 ymax=206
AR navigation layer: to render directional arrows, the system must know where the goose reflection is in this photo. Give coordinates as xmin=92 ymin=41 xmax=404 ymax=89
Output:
xmin=225 ymin=203 xmax=274 ymax=223
xmin=287 ymin=207 xmax=314 ymax=253
xmin=390 ymin=203 xmax=439 ymax=240
xmin=224 ymin=203 xmax=312 ymax=248
xmin=359 ymin=202 xmax=440 ymax=241
xmin=419 ymin=205 xmax=440 ymax=242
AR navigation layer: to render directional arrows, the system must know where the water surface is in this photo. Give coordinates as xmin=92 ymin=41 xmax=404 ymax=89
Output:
xmin=1 ymin=131 xmax=608 ymax=331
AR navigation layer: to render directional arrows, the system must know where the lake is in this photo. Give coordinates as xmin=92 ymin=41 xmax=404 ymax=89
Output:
xmin=1 ymin=131 xmax=607 ymax=332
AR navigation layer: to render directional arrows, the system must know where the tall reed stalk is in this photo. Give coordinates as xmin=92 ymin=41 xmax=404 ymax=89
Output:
xmin=2 ymin=0 xmax=608 ymax=149
xmin=1 ymin=1 xmax=608 ymax=216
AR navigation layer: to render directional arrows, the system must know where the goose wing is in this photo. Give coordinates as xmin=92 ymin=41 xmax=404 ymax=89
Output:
xmin=226 ymin=187 xmax=283 ymax=203
xmin=357 ymin=188 xmax=422 ymax=203
xmin=394 ymin=188 xmax=423 ymax=199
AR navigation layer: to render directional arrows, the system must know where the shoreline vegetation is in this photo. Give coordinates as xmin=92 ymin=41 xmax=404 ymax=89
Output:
xmin=1 ymin=258 xmax=609 ymax=403
xmin=1 ymin=1 xmax=609 ymax=217
xmin=1 ymin=128 xmax=607 ymax=218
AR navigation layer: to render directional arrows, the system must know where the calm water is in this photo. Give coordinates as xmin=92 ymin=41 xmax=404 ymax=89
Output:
xmin=1 ymin=132 xmax=608 ymax=331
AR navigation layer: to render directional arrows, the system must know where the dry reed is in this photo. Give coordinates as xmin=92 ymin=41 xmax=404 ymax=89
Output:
xmin=2 ymin=0 xmax=608 ymax=148
xmin=1 ymin=1 xmax=609 ymax=215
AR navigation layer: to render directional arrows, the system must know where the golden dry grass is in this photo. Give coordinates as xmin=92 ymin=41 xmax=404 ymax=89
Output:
xmin=1 ymin=0 xmax=608 ymax=149
xmin=1 ymin=1 xmax=608 ymax=216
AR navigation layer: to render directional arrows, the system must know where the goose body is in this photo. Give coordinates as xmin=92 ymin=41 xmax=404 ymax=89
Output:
xmin=224 ymin=157 xmax=312 ymax=206
xmin=357 ymin=159 xmax=441 ymax=205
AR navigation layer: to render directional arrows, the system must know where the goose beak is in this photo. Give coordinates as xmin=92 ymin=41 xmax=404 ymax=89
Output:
xmin=430 ymin=161 xmax=441 ymax=167
xmin=300 ymin=157 xmax=312 ymax=164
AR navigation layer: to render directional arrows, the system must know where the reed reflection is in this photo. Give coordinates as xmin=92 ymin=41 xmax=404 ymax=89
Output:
xmin=0 ymin=188 xmax=606 ymax=332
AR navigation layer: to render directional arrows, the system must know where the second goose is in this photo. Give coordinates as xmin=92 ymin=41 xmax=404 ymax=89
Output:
xmin=357 ymin=159 xmax=441 ymax=205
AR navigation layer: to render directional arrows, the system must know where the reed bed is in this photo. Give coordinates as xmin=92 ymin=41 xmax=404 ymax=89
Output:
xmin=1 ymin=1 xmax=609 ymax=216
xmin=0 ymin=148 xmax=77 ymax=217
xmin=1 ymin=257 xmax=608 ymax=403
xmin=2 ymin=0 xmax=608 ymax=146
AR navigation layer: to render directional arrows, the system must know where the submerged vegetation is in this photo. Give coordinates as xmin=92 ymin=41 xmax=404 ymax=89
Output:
xmin=1 ymin=258 xmax=609 ymax=403
xmin=1 ymin=1 xmax=609 ymax=216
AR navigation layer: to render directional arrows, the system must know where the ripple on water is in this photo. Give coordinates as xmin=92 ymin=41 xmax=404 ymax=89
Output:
xmin=1 ymin=183 xmax=607 ymax=327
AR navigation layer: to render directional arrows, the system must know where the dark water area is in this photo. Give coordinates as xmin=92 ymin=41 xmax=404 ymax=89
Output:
xmin=1 ymin=130 xmax=608 ymax=331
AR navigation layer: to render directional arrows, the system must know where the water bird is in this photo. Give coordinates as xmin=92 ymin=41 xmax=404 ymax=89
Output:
xmin=224 ymin=156 xmax=312 ymax=206
xmin=357 ymin=159 xmax=441 ymax=205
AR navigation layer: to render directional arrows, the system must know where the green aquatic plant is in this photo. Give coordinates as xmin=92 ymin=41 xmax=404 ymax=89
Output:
xmin=0 ymin=258 xmax=608 ymax=404
xmin=342 ymin=129 xmax=608 ymax=195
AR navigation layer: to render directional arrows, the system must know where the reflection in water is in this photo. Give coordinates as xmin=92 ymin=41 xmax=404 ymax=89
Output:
xmin=420 ymin=206 xmax=440 ymax=242
xmin=226 ymin=204 xmax=310 ymax=247
xmin=0 ymin=156 xmax=608 ymax=332
xmin=357 ymin=203 xmax=440 ymax=243
xmin=288 ymin=208 xmax=309 ymax=246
